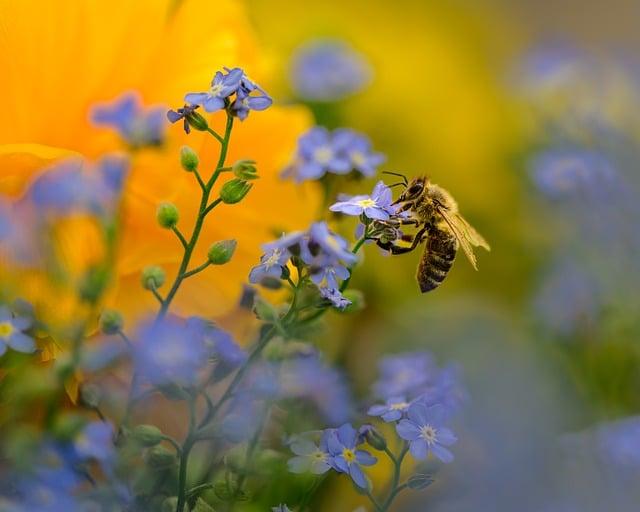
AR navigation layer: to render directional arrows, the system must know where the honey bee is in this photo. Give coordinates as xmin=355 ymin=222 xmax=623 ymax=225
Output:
xmin=374 ymin=174 xmax=490 ymax=292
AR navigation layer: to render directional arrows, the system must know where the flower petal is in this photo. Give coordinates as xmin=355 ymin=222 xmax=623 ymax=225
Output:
xmin=287 ymin=456 xmax=311 ymax=473
xmin=349 ymin=463 xmax=367 ymax=488
xmin=431 ymin=444 xmax=454 ymax=463
xmin=355 ymin=450 xmax=377 ymax=466
xmin=396 ymin=419 xmax=421 ymax=441
xmin=409 ymin=440 xmax=428 ymax=460
xmin=7 ymin=332 xmax=35 ymax=353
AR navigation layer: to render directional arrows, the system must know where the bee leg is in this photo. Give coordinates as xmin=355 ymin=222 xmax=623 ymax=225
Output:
xmin=377 ymin=226 xmax=429 ymax=255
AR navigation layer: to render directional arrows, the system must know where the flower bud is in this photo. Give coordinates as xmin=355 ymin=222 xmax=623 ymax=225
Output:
xmin=99 ymin=309 xmax=123 ymax=335
xmin=141 ymin=265 xmax=166 ymax=290
xmin=185 ymin=110 xmax=209 ymax=132
xmin=156 ymin=202 xmax=179 ymax=229
xmin=358 ymin=424 xmax=387 ymax=451
xmin=207 ymin=239 xmax=237 ymax=265
xmin=232 ymin=159 xmax=258 ymax=180
xmin=148 ymin=446 xmax=178 ymax=468
xmin=132 ymin=424 xmax=164 ymax=447
xmin=220 ymin=179 xmax=252 ymax=204
xmin=253 ymin=297 xmax=279 ymax=323
xmin=180 ymin=145 xmax=199 ymax=172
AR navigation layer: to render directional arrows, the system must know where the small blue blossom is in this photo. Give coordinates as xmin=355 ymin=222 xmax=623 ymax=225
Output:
xmin=319 ymin=287 xmax=351 ymax=310
xmin=74 ymin=421 xmax=114 ymax=463
xmin=185 ymin=67 xmax=244 ymax=112
xmin=595 ymin=415 xmax=640 ymax=469
xmin=333 ymin=129 xmax=385 ymax=177
xmin=367 ymin=396 xmax=411 ymax=422
xmin=373 ymin=352 xmax=435 ymax=399
xmin=330 ymin=181 xmax=394 ymax=220
xmin=326 ymin=423 xmax=377 ymax=488
xmin=167 ymin=103 xmax=200 ymax=134
xmin=396 ymin=403 xmax=457 ymax=463
xmin=290 ymin=40 xmax=372 ymax=101
xmin=133 ymin=317 xmax=209 ymax=387
xmin=0 ymin=306 xmax=35 ymax=356
xmin=230 ymin=85 xmax=273 ymax=121
xmin=287 ymin=431 xmax=333 ymax=474
xmin=91 ymin=92 xmax=166 ymax=147
xmin=272 ymin=505 xmax=292 ymax=512
xmin=307 ymin=222 xmax=357 ymax=266
xmin=248 ymin=247 xmax=291 ymax=284
xmin=310 ymin=263 xmax=349 ymax=289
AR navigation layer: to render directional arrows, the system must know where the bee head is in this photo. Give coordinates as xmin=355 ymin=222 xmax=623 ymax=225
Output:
xmin=393 ymin=176 xmax=427 ymax=204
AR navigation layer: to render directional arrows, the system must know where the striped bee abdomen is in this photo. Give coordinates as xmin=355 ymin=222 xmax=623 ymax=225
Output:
xmin=416 ymin=227 xmax=458 ymax=293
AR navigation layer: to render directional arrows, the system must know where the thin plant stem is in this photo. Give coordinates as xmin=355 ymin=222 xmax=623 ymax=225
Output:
xmin=182 ymin=260 xmax=211 ymax=279
xmin=172 ymin=226 xmax=189 ymax=249
xmin=380 ymin=442 xmax=410 ymax=511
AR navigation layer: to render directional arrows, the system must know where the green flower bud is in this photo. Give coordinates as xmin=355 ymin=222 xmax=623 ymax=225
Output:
xmin=156 ymin=202 xmax=179 ymax=229
xmin=253 ymin=297 xmax=279 ymax=323
xmin=186 ymin=110 xmax=209 ymax=132
xmin=220 ymin=179 xmax=252 ymax=204
xmin=80 ymin=383 xmax=102 ymax=408
xmin=79 ymin=266 xmax=109 ymax=303
xmin=132 ymin=424 xmax=164 ymax=447
xmin=180 ymin=145 xmax=199 ymax=172
xmin=207 ymin=239 xmax=237 ymax=265
xmin=99 ymin=309 xmax=123 ymax=335
xmin=362 ymin=425 xmax=387 ymax=451
xmin=407 ymin=473 xmax=434 ymax=490
xmin=141 ymin=265 xmax=166 ymax=290
xmin=148 ymin=445 xmax=178 ymax=468
xmin=232 ymin=159 xmax=258 ymax=180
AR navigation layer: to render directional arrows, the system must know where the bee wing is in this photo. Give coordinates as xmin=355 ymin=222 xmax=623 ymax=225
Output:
xmin=437 ymin=207 xmax=488 ymax=270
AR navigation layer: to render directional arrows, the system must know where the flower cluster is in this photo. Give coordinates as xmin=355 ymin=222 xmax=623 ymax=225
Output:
xmin=283 ymin=126 xmax=385 ymax=182
xmin=287 ymin=351 xmax=464 ymax=504
xmin=249 ymin=221 xmax=357 ymax=309
xmin=177 ymin=67 xmax=272 ymax=122
xmin=330 ymin=180 xmax=396 ymax=221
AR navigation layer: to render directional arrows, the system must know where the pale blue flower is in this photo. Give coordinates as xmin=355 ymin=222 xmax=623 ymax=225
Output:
xmin=74 ymin=421 xmax=114 ymax=463
xmin=287 ymin=431 xmax=333 ymax=475
xmin=334 ymin=129 xmax=385 ymax=177
xmin=330 ymin=180 xmax=394 ymax=220
xmin=319 ymin=287 xmax=351 ymax=310
xmin=396 ymin=403 xmax=457 ymax=463
xmin=185 ymin=67 xmax=244 ymax=112
xmin=0 ymin=306 xmax=35 ymax=356
xmin=290 ymin=40 xmax=371 ymax=101
xmin=368 ymin=396 xmax=411 ymax=422
xmin=326 ymin=423 xmax=377 ymax=488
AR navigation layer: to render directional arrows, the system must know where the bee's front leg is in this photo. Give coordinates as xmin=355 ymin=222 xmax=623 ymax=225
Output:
xmin=376 ymin=226 xmax=429 ymax=255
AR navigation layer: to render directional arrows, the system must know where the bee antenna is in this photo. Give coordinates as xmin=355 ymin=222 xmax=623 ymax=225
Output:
xmin=388 ymin=182 xmax=405 ymax=189
xmin=382 ymin=171 xmax=408 ymax=186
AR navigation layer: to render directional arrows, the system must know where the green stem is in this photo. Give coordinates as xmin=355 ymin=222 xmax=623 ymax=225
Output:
xmin=182 ymin=260 xmax=211 ymax=279
xmin=157 ymin=114 xmax=234 ymax=319
xmin=172 ymin=226 xmax=189 ymax=249
xmin=380 ymin=443 xmax=409 ymax=511
xmin=366 ymin=489 xmax=384 ymax=512
xmin=176 ymin=399 xmax=197 ymax=512
xmin=206 ymin=127 xmax=224 ymax=144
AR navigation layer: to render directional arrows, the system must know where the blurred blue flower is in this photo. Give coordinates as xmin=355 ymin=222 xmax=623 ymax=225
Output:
xmin=290 ymin=40 xmax=371 ymax=101
xmin=367 ymin=396 xmax=411 ymax=422
xmin=326 ymin=423 xmax=376 ymax=488
xmin=330 ymin=180 xmax=394 ymax=220
xmin=272 ymin=505 xmax=292 ymax=512
xmin=283 ymin=127 xmax=384 ymax=182
xmin=530 ymin=149 xmax=617 ymax=199
xmin=280 ymin=356 xmax=353 ymax=424
xmin=373 ymin=352 xmax=435 ymax=399
xmin=133 ymin=317 xmax=209 ymax=387
xmin=29 ymin=156 xmax=128 ymax=217
xmin=533 ymin=259 xmax=601 ymax=337
xmin=334 ymin=129 xmax=385 ymax=177
xmin=319 ymin=287 xmax=351 ymax=310
xmin=185 ymin=317 xmax=246 ymax=370
xmin=287 ymin=431 xmax=333 ymax=474
xmin=396 ymin=403 xmax=457 ymax=463
xmin=74 ymin=421 xmax=114 ymax=463
xmin=0 ymin=306 xmax=35 ymax=356
xmin=91 ymin=92 xmax=166 ymax=147
xmin=185 ymin=67 xmax=244 ymax=112
xmin=595 ymin=415 xmax=640 ymax=469
xmin=310 ymin=264 xmax=349 ymax=289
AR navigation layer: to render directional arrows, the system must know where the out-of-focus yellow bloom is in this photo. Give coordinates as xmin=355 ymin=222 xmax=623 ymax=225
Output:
xmin=0 ymin=0 xmax=317 ymax=320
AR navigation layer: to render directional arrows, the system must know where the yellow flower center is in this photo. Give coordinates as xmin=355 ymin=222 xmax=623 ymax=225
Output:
xmin=342 ymin=448 xmax=356 ymax=463
xmin=312 ymin=450 xmax=327 ymax=462
xmin=390 ymin=401 xmax=409 ymax=411
xmin=264 ymin=249 xmax=283 ymax=268
xmin=313 ymin=146 xmax=334 ymax=165
xmin=420 ymin=425 xmax=437 ymax=444
xmin=209 ymin=83 xmax=225 ymax=97
xmin=0 ymin=322 xmax=14 ymax=338
xmin=351 ymin=151 xmax=366 ymax=167
xmin=356 ymin=198 xmax=377 ymax=208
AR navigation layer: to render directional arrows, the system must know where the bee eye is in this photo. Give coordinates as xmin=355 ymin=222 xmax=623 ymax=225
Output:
xmin=408 ymin=184 xmax=423 ymax=195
